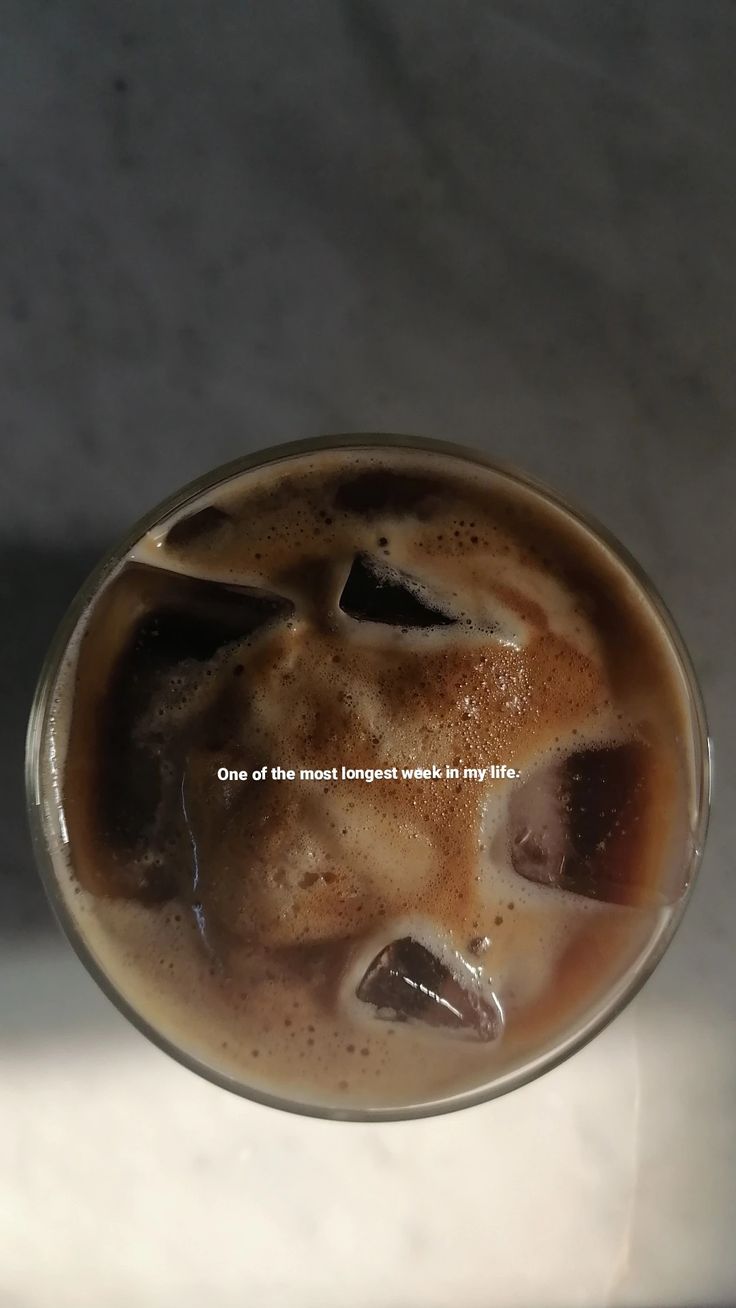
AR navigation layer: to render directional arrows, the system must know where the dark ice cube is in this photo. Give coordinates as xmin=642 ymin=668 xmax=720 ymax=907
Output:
xmin=339 ymin=554 xmax=456 ymax=627
xmin=357 ymin=937 xmax=500 ymax=1040
xmin=66 ymin=563 xmax=293 ymax=899
xmin=333 ymin=470 xmax=441 ymax=518
xmin=508 ymin=742 xmax=651 ymax=905
xmin=164 ymin=504 xmax=231 ymax=550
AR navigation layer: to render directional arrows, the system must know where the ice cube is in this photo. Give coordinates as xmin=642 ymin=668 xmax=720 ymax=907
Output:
xmin=67 ymin=562 xmax=293 ymax=897
xmin=507 ymin=758 xmax=570 ymax=888
xmin=356 ymin=937 xmax=500 ymax=1040
xmin=508 ymin=742 xmax=651 ymax=905
xmin=164 ymin=504 xmax=231 ymax=550
xmin=339 ymin=554 xmax=456 ymax=627
xmin=333 ymin=469 xmax=441 ymax=518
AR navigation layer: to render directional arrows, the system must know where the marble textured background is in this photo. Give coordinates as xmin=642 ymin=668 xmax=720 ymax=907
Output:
xmin=2 ymin=3 xmax=735 ymax=1305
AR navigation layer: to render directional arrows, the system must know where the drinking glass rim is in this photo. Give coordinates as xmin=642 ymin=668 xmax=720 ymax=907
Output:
xmin=25 ymin=433 xmax=712 ymax=1122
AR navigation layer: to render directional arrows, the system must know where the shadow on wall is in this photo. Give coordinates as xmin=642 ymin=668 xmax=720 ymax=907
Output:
xmin=1 ymin=542 xmax=106 ymax=938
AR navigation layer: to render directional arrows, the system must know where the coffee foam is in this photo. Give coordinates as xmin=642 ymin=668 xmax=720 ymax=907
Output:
xmin=44 ymin=447 xmax=694 ymax=1108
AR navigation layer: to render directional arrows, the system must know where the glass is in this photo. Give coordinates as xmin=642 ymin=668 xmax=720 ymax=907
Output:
xmin=25 ymin=435 xmax=711 ymax=1120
